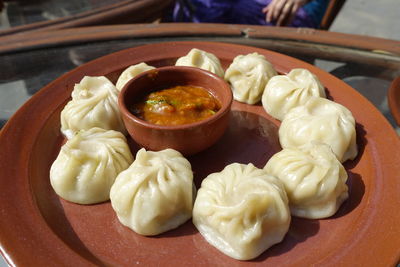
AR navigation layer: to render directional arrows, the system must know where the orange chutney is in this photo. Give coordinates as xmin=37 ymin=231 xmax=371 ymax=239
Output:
xmin=130 ymin=85 xmax=221 ymax=126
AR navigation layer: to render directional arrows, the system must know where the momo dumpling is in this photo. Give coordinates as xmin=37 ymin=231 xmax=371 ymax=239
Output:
xmin=110 ymin=148 xmax=194 ymax=236
xmin=224 ymin=53 xmax=277 ymax=104
xmin=50 ymin=128 xmax=133 ymax=204
xmin=264 ymin=141 xmax=348 ymax=219
xmin=175 ymin=48 xmax=224 ymax=77
xmin=262 ymin=68 xmax=326 ymax=120
xmin=116 ymin=62 xmax=155 ymax=91
xmin=193 ymin=163 xmax=290 ymax=260
xmin=61 ymin=76 xmax=126 ymax=139
xmin=279 ymin=97 xmax=357 ymax=162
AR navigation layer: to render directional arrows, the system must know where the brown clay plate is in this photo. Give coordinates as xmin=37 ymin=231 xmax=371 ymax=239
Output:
xmin=1 ymin=41 xmax=399 ymax=266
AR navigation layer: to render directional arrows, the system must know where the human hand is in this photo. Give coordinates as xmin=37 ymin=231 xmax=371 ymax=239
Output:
xmin=262 ymin=0 xmax=309 ymax=26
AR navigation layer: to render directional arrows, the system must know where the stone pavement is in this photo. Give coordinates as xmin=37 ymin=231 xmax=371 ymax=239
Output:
xmin=330 ymin=0 xmax=400 ymax=40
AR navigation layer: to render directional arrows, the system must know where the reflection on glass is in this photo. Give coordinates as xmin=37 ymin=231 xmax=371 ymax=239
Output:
xmin=1 ymin=0 xmax=123 ymax=28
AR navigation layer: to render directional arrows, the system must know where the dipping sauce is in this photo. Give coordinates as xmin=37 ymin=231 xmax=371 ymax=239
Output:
xmin=130 ymin=85 xmax=221 ymax=125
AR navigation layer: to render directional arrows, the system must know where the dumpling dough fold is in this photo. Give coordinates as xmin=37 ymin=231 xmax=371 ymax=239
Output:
xmin=110 ymin=148 xmax=194 ymax=236
xmin=262 ymin=68 xmax=326 ymax=120
xmin=225 ymin=53 xmax=277 ymax=104
xmin=61 ymin=76 xmax=126 ymax=139
xmin=264 ymin=141 xmax=348 ymax=219
xmin=193 ymin=163 xmax=290 ymax=260
xmin=50 ymin=128 xmax=133 ymax=204
xmin=279 ymin=97 xmax=357 ymax=162
xmin=116 ymin=62 xmax=155 ymax=91
xmin=175 ymin=48 xmax=224 ymax=77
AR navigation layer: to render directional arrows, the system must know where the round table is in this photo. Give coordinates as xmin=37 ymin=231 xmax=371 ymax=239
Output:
xmin=0 ymin=0 xmax=173 ymax=36
xmin=0 ymin=23 xmax=399 ymax=132
xmin=0 ymin=23 xmax=399 ymax=266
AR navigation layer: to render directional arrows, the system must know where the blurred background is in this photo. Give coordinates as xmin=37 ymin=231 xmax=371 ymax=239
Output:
xmin=0 ymin=0 xmax=399 ymax=39
xmin=1 ymin=0 xmax=399 ymax=132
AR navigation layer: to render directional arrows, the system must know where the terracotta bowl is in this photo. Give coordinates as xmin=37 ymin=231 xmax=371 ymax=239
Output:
xmin=118 ymin=66 xmax=233 ymax=155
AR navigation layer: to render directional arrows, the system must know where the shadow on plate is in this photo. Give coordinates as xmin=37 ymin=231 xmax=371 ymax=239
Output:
xmin=189 ymin=109 xmax=281 ymax=188
xmin=331 ymin=171 xmax=365 ymax=219
xmin=344 ymin=122 xmax=367 ymax=170
xmin=30 ymin=100 xmax=364 ymax=265
xmin=254 ymin=217 xmax=320 ymax=261
xmin=192 ymin=216 xmax=320 ymax=264
xmin=29 ymin=110 xmax=106 ymax=266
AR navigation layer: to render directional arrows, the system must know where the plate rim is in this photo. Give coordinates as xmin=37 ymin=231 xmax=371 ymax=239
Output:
xmin=1 ymin=41 xmax=400 ymax=266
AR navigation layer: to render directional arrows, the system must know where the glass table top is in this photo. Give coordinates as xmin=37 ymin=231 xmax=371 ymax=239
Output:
xmin=3 ymin=0 xmax=121 ymax=27
xmin=0 ymin=24 xmax=399 ymax=133
xmin=0 ymin=23 xmax=400 ymax=266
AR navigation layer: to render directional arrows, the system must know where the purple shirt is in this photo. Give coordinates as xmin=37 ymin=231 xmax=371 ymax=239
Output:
xmin=164 ymin=0 xmax=326 ymax=28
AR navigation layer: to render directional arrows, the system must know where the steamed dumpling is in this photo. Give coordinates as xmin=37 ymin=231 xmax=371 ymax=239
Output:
xmin=116 ymin=62 xmax=155 ymax=91
xmin=50 ymin=128 xmax=133 ymax=204
xmin=193 ymin=163 xmax=290 ymax=260
xmin=264 ymin=141 xmax=348 ymax=219
xmin=110 ymin=148 xmax=194 ymax=236
xmin=262 ymin=68 xmax=326 ymax=120
xmin=224 ymin=53 xmax=277 ymax=104
xmin=175 ymin=48 xmax=224 ymax=77
xmin=279 ymin=97 xmax=357 ymax=162
xmin=61 ymin=76 xmax=126 ymax=139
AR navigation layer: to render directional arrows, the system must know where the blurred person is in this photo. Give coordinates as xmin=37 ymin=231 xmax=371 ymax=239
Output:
xmin=164 ymin=0 xmax=330 ymax=28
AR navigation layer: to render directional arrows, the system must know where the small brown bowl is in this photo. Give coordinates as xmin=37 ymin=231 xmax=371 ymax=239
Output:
xmin=118 ymin=66 xmax=233 ymax=156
